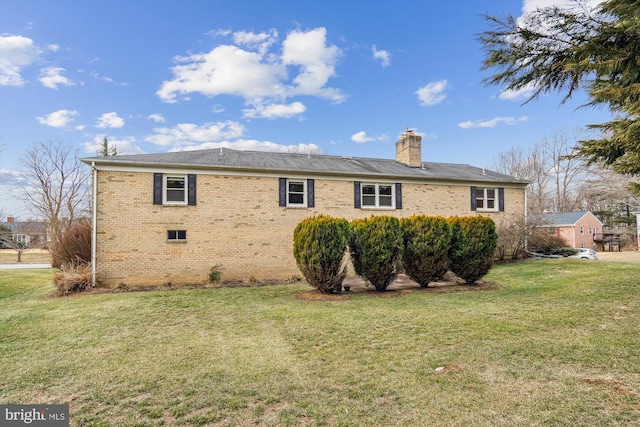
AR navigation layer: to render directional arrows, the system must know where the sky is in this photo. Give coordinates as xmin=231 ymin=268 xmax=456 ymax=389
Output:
xmin=0 ymin=0 xmax=611 ymax=219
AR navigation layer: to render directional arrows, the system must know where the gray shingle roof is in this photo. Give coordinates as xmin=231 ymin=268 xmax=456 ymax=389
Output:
xmin=81 ymin=147 xmax=527 ymax=185
xmin=534 ymin=211 xmax=595 ymax=226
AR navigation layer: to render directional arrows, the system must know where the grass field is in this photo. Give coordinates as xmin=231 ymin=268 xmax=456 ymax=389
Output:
xmin=0 ymin=249 xmax=52 ymax=264
xmin=1 ymin=259 xmax=639 ymax=426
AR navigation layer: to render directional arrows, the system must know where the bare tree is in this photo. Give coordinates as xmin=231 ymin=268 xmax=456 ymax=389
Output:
xmin=19 ymin=140 xmax=90 ymax=261
xmin=493 ymin=130 xmax=592 ymax=214
xmin=492 ymin=143 xmax=551 ymax=214
xmin=544 ymin=130 xmax=588 ymax=213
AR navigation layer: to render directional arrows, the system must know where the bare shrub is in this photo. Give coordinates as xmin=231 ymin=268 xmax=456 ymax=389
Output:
xmin=54 ymin=263 xmax=92 ymax=296
xmin=52 ymin=220 xmax=91 ymax=268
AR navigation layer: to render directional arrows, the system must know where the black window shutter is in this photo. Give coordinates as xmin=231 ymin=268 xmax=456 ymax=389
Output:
xmin=188 ymin=174 xmax=197 ymax=206
xmin=279 ymin=178 xmax=287 ymax=207
xmin=470 ymin=186 xmax=477 ymax=211
xmin=153 ymin=173 xmax=163 ymax=205
xmin=307 ymin=179 xmax=315 ymax=208
xmin=395 ymin=183 xmax=402 ymax=210
xmin=354 ymin=181 xmax=361 ymax=209
xmin=498 ymin=187 xmax=505 ymax=212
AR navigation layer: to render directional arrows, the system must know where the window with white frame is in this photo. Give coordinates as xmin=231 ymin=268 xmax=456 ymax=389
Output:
xmin=475 ymin=187 xmax=497 ymax=211
xmin=287 ymin=179 xmax=306 ymax=206
xmin=164 ymin=175 xmax=187 ymax=204
xmin=361 ymin=183 xmax=394 ymax=208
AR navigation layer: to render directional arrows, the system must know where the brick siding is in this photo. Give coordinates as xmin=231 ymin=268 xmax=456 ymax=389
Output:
xmin=95 ymin=170 xmax=526 ymax=286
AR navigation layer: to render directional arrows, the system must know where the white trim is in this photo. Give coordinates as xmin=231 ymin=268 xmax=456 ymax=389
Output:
xmin=361 ymin=182 xmax=395 ymax=209
xmin=475 ymin=187 xmax=499 ymax=212
xmin=286 ymin=179 xmax=307 ymax=207
xmin=163 ymin=174 xmax=188 ymax=205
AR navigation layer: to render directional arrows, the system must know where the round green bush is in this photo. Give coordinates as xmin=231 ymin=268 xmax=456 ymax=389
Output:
xmin=448 ymin=216 xmax=498 ymax=284
xmin=293 ymin=215 xmax=351 ymax=294
xmin=350 ymin=216 xmax=403 ymax=291
xmin=401 ymin=215 xmax=451 ymax=287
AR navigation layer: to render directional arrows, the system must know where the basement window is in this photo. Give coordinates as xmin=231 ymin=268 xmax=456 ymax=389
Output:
xmin=167 ymin=230 xmax=187 ymax=242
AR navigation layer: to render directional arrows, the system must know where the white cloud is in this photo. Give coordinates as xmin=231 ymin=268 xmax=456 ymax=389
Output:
xmin=83 ymin=135 xmax=145 ymax=155
xmin=498 ymin=82 xmax=537 ymax=101
xmin=0 ymin=35 xmax=41 ymax=86
xmin=96 ymin=112 xmax=125 ymax=128
xmin=242 ymin=101 xmax=306 ymax=119
xmin=521 ymin=0 xmax=604 ymax=15
xmin=233 ymin=29 xmax=278 ymax=55
xmin=157 ymin=26 xmax=344 ymax=107
xmin=39 ymin=66 xmax=74 ymax=89
xmin=148 ymin=113 xmax=165 ymax=123
xmin=372 ymin=45 xmax=390 ymax=67
xmin=351 ymin=130 xmax=387 ymax=144
xmin=37 ymin=109 xmax=78 ymax=128
xmin=351 ymin=131 xmax=374 ymax=143
xmin=145 ymin=120 xmax=246 ymax=148
xmin=174 ymin=139 xmax=291 ymax=153
xmin=458 ymin=116 xmax=529 ymax=129
xmin=416 ymin=80 xmax=448 ymax=106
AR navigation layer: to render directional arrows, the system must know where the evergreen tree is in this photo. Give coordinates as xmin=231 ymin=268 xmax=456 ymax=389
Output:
xmin=480 ymin=0 xmax=640 ymax=191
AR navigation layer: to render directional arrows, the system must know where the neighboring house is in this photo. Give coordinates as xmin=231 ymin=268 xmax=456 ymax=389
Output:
xmin=81 ymin=130 xmax=529 ymax=287
xmin=0 ymin=218 xmax=49 ymax=249
xmin=534 ymin=211 xmax=603 ymax=249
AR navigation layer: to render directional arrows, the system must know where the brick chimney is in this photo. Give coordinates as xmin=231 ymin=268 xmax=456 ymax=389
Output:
xmin=395 ymin=129 xmax=422 ymax=167
xmin=7 ymin=216 xmax=15 ymax=223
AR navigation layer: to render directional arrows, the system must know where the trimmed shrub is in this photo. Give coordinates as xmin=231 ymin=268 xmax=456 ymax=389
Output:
xmin=448 ymin=216 xmax=498 ymax=284
xmin=54 ymin=263 xmax=92 ymax=296
xmin=293 ymin=215 xmax=351 ymax=294
xmin=350 ymin=216 xmax=403 ymax=291
xmin=401 ymin=215 xmax=451 ymax=287
xmin=52 ymin=220 xmax=92 ymax=269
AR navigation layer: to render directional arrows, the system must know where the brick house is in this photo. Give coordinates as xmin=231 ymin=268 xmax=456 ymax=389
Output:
xmin=535 ymin=211 xmax=603 ymax=249
xmin=81 ymin=131 xmax=528 ymax=287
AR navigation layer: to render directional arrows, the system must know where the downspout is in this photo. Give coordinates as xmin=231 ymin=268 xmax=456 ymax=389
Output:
xmin=91 ymin=162 xmax=97 ymax=287
xmin=524 ymin=186 xmax=528 ymax=251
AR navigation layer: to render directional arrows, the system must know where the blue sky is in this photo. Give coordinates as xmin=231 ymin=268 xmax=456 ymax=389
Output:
xmin=0 ymin=0 xmax=610 ymax=218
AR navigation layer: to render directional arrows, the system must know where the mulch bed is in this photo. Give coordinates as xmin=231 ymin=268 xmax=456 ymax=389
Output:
xmin=294 ymin=273 xmax=497 ymax=301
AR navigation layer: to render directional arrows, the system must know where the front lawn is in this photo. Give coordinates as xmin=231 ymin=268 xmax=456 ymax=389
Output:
xmin=1 ymin=260 xmax=639 ymax=426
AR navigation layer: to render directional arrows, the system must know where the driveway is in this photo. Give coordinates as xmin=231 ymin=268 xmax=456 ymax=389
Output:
xmin=0 ymin=264 xmax=52 ymax=269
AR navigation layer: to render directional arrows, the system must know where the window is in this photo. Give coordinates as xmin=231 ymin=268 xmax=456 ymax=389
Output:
xmin=471 ymin=186 xmax=504 ymax=212
xmin=476 ymin=188 xmax=496 ymax=211
xmin=547 ymin=227 xmax=557 ymax=235
xmin=287 ymin=180 xmax=306 ymax=206
xmin=361 ymin=183 xmax=394 ymax=208
xmin=167 ymin=230 xmax=187 ymax=241
xmin=153 ymin=173 xmax=196 ymax=206
xmin=165 ymin=175 xmax=187 ymax=204
xmin=279 ymin=178 xmax=314 ymax=208
xmin=580 ymin=226 xmax=584 ymax=235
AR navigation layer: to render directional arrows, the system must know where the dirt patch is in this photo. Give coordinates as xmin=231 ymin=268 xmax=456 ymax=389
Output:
xmin=597 ymin=250 xmax=640 ymax=264
xmin=295 ymin=273 xmax=497 ymax=301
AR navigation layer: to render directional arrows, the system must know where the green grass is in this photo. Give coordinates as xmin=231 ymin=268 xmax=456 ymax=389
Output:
xmin=1 ymin=260 xmax=639 ymax=426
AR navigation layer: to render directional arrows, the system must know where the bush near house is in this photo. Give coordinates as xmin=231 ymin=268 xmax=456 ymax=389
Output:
xmin=293 ymin=215 xmax=351 ymax=294
xmin=448 ymin=216 xmax=498 ymax=284
xmin=401 ymin=215 xmax=451 ymax=288
xmin=350 ymin=216 xmax=403 ymax=291
xmin=52 ymin=220 xmax=92 ymax=269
